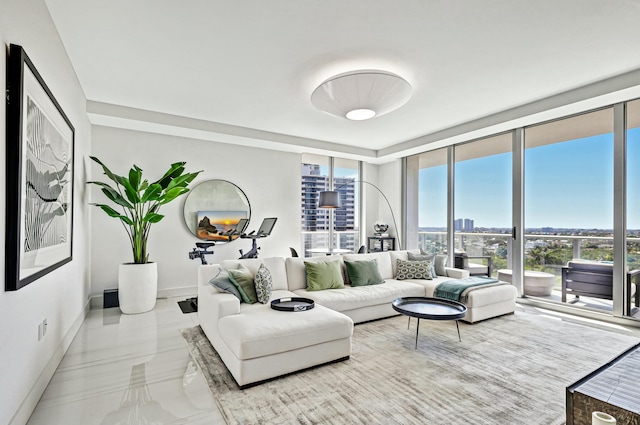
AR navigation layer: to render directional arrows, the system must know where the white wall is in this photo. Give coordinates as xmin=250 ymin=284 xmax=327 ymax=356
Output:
xmin=378 ymin=160 xmax=403 ymax=248
xmin=90 ymin=126 xmax=301 ymax=296
xmin=0 ymin=1 xmax=92 ymax=424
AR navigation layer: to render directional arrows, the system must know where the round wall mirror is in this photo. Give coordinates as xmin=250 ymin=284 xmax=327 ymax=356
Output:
xmin=183 ymin=179 xmax=251 ymax=243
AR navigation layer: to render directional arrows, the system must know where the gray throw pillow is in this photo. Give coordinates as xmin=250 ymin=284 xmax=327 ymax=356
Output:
xmin=434 ymin=254 xmax=448 ymax=276
xmin=254 ymin=263 xmax=273 ymax=304
xmin=396 ymin=259 xmax=433 ymax=280
xmin=209 ymin=269 xmax=243 ymax=301
xmin=408 ymin=252 xmax=436 ymax=278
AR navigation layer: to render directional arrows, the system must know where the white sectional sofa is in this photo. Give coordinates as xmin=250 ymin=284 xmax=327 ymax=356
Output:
xmin=197 ymin=250 xmax=518 ymax=387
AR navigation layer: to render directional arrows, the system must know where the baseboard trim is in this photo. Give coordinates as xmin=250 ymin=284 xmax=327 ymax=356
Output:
xmin=90 ymin=285 xmax=197 ymax=309
xmin=9 ymin=298 xmax=91 ymax=425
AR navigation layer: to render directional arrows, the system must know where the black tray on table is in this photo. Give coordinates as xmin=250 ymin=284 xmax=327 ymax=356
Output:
xmin=271 ymin=297 xmax=315 ymax=312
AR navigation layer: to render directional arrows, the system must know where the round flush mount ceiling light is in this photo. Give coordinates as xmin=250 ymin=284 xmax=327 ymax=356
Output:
xmin=311 ymin=70 xmax=412 ymax=121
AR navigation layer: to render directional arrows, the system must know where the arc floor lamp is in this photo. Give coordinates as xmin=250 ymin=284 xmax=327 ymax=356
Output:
xmin=318 ymin=181 xmax=401 ymax=249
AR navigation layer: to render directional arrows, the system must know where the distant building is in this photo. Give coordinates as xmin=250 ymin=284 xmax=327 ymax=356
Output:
xmin=301 ymin=164 xmax=355 ymax=232
xmin=464 ymin=219 xmax=474 ymax=232
xmin=454 ymin=218 xmax=474 ymax=232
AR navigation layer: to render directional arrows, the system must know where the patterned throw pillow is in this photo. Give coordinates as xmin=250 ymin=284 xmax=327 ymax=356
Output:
xmin=254 ymin=264 xmax=273 ymax=304
xmin=396 ymin=259 xmax=433 ymax=280
xmin=408 ymin=252 xmax=437 ymax=278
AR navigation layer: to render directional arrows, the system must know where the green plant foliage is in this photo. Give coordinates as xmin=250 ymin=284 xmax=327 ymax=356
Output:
xmin=87 ymin=157 xmax=202 ymax=264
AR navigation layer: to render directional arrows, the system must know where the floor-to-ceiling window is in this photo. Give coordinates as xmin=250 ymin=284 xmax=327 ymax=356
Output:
xmin=524 ymin=108 xmax=614 ymax=312
xmin=333 ymin=158 xmax=360 ymax=252
xmin=415 ymin=148 xmax=448 ymax=254
xmin=405 ymin=99 xmax=640 ymax=322
xmin=301 ymin=154 xmax=359 ymax=256
xmin=454 ymin=133 xmax=512 ymax=277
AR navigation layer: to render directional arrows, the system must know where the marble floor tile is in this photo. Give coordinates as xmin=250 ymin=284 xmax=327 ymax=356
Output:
xmin=27 ymin=297 xmax=225 ymax=425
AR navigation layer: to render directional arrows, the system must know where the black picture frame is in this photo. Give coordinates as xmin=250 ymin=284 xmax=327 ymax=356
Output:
xmin=5 ymin=44 xmax=75 ymax=291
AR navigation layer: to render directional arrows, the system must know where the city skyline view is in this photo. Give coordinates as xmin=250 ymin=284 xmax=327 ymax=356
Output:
xmin=419 ymin=127 xmax=640 ymax=231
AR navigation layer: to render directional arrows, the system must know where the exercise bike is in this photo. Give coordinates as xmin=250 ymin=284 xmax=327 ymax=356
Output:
xmin=238 ymin=217 xmax=277 ymax=259
xmin=188 ymin=241 xmax=216 ymax=265
xmin=218 ymin=218 xmax=249 ymax=242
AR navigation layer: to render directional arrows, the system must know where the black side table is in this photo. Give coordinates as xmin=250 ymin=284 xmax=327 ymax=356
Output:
xmin=368 ymin=236 xmax=396 ymax=252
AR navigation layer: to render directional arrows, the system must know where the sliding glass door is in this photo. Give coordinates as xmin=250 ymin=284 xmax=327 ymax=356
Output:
xmin=524 ymin=108 xmax=614 ymax=311
xmin=454 ymin=134 xmax=512 ymax=277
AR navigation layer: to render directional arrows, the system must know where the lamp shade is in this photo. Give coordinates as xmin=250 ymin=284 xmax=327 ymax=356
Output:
xmin=318 ymin=191 xmax=341 ymax=208
xmin=311 ymin=70 xmax=412 ymax=120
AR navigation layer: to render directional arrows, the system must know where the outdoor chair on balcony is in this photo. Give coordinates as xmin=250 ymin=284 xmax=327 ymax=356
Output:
xmin=561 ymin=260 xmax=640 ymax=307
xmin=454 ymin=253 xmax=492 ymax=277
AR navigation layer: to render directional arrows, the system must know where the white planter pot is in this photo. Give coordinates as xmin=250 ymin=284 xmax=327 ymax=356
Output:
xmin=118 ymin=262 xmax=158 ymax=314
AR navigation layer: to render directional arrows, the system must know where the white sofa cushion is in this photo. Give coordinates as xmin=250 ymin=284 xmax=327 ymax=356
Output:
xmin=285 ymin=255 xmax=346 ymax=291
xmin=389 ymin=250 xmax=412 ymax=277
xmin=218 ymin=293 xmax=353 ymax=360
xmin=221 ymin=257 xmax=288 ymax=291
xmin=293 ymin=280 xmax=424 ymax=312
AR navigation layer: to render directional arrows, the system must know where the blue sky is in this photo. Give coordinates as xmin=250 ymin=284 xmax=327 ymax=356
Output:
xmin=419 ymin=128 xmax=640 ymax=230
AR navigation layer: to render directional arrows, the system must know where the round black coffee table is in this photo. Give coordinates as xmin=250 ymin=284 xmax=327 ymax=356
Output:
xmin=392 ymin=297 xmax=467 ymax=349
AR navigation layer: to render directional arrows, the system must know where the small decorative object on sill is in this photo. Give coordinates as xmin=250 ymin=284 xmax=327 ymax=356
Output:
xmin=374 ymin=223 xmax=388 ymax=236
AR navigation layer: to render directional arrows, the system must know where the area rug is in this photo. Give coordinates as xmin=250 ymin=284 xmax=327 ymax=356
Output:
xmin=180 ymin=312 xmax=638 ymax=425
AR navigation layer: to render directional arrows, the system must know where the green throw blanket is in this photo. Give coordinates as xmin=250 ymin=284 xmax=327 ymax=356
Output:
xmin=434 ymin=277 xmax=499 ymax=302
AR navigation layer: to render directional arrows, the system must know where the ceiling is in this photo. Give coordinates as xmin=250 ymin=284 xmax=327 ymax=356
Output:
xmin=45 ymin=0 xmax=640 ymax=162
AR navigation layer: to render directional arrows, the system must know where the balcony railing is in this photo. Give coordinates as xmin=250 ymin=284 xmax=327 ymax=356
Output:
xmin=418 ymin=230 xmax=640 ymax=278
xmin=302 ymin=230 xmax=359 ymax=256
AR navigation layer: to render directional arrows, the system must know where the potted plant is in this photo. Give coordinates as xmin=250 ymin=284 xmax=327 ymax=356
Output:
xmin=88 ymin=157 xmax=201 ymax=314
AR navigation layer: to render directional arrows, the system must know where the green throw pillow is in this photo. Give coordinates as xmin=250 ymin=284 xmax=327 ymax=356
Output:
xmin=227 ymin=264 xmax=258 ymax=304
xmin=408 ymin=252 xmax=436 ymax=278
xmin=209 ymin=269 xmax=243 ymax=301
xmin=345 ymin=259 xmax=384 ymax=286
xmin=304 ymin=260 xmax=344 ymax=291
xmin=396 ymin=259 xmax=433 ymax=280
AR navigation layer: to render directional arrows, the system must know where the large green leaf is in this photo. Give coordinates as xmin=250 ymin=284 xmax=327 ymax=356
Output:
xmin=140 ymin=183 xmax=162 ymax=203
xmin=166 ymin=171 xmax=202 ymax=190
xmin=129 ymin=166 xmax=142 ymax=191
xmin=121 ymin=177 xmax=140 ymax=204
xmin=101 ymin=187 xmax=133 ymax=209
xmin=154 ymin=162 xmax=186 ymax=188
xmin=92 ymin=203 xmax=134 ymax=225
xmin=143 ymin=212 xmax=164 ymax=224
xmin=90 ymin=156 xmax=124 ymax=186
xmin=159 ymin=187 xmax=189 ymax=204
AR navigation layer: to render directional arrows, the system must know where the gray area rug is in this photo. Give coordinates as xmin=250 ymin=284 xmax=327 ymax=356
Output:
xmin=181 ymin=312 xmax=638 ymax=425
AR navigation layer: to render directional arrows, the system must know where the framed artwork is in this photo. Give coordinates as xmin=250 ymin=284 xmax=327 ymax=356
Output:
xmin=5 ymin=44 xmax=75 ymax=291
xmin=197 ymin=210 xmax=247 ymax=241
